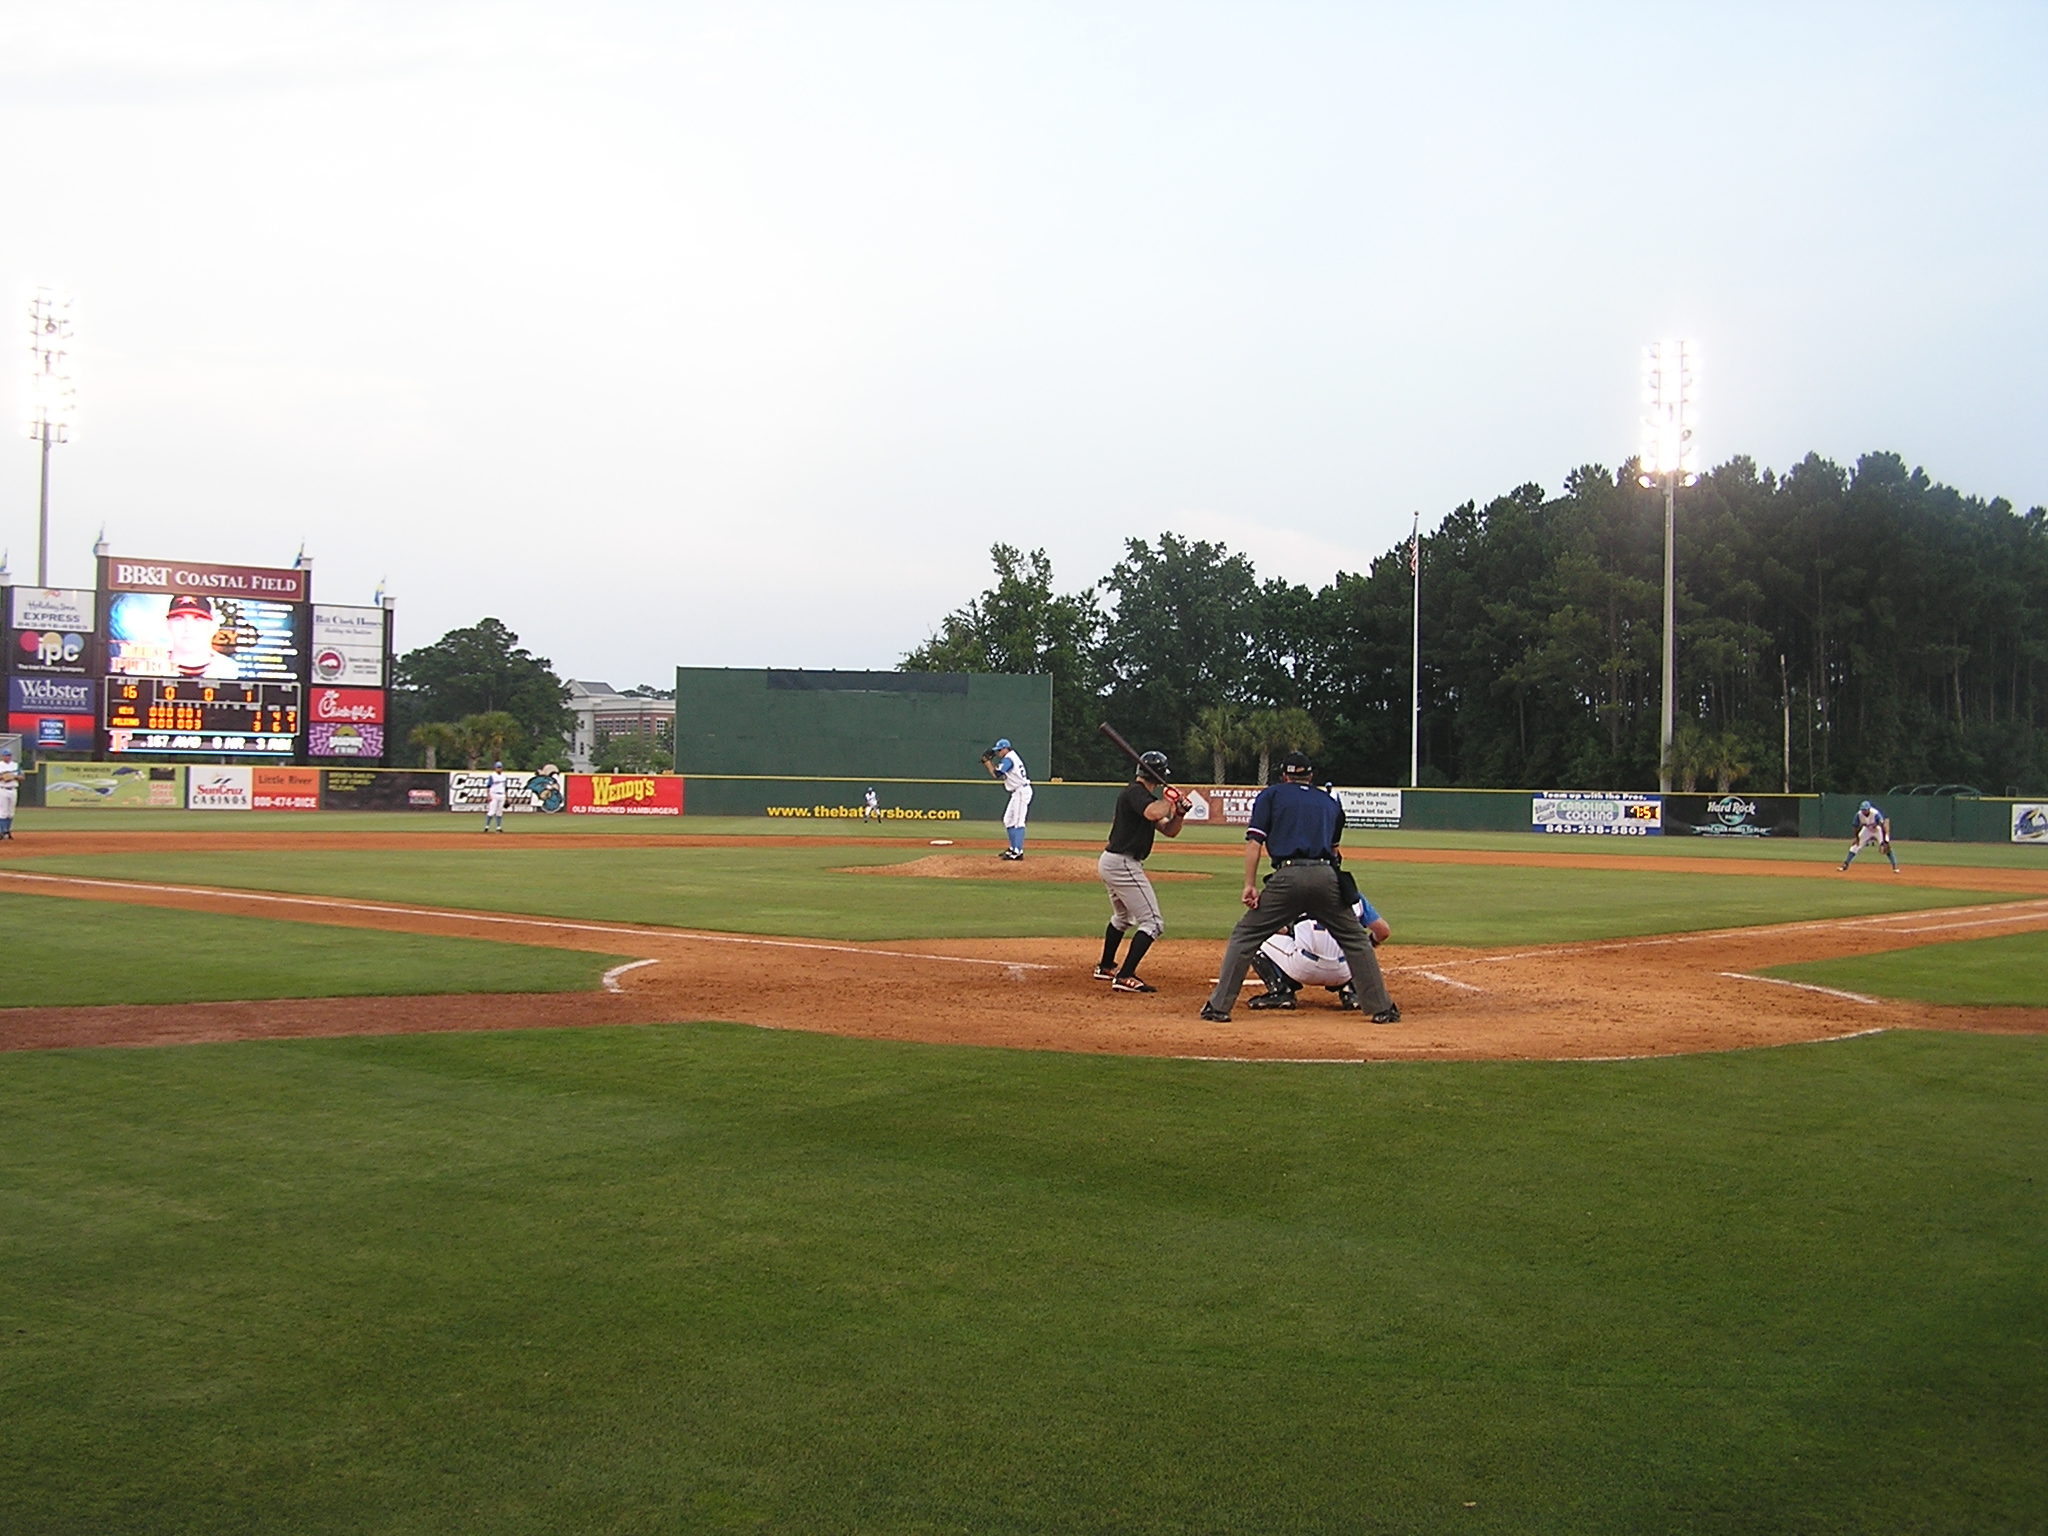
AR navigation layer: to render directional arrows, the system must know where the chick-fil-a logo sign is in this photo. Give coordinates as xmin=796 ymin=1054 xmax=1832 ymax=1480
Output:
xmin=311 ymin=688 xmax=385 ymax=724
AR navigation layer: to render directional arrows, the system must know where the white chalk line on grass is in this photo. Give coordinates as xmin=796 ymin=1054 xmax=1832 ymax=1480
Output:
xmin=1718 ymin=972 xmax=1882 ymax=1006
xmin=601 ymin=958 xmax=661 ymax=993
xmin=0 ymin=870 xmax=1057 ymax=972
xmin=1387 ymin=897 xmax=2048 ymax=974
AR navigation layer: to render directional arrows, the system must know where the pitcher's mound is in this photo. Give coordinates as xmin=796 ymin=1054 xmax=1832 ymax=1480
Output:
xmin=838 ymin=854 xmax=1210 ymax=883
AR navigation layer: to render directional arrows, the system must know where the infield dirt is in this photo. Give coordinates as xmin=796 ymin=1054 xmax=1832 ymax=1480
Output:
xmin=5 ymin=860 xmax=2046 ymax=1062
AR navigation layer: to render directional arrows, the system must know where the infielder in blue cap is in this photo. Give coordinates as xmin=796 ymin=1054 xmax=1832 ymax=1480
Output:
xmin=1840 ymin=800 xmax=1899 ymax=872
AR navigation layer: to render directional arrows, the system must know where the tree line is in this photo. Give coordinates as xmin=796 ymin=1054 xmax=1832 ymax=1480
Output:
xmin=904 ymin=451 xmax=2048 ymax=794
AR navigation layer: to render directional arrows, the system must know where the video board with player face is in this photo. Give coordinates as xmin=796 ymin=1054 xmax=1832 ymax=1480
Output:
xmin=105 ymin=592 xmax=301 ymax=682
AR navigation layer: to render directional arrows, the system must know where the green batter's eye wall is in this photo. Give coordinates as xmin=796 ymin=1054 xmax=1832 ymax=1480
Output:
xmin=672 ymin=667 xmax=1052 ymax=783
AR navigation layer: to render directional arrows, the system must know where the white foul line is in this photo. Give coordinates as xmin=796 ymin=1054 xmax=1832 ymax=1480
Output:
xmin=601 ymin=958 xmax=661 ymax=993
xmin=1418 ymin=970 xmax=1485 ymax=993
xmin=0 ymin=870 xmax=1056 ymax=972
xmin=1719 ymin=972 xmax=1881 ymax=1006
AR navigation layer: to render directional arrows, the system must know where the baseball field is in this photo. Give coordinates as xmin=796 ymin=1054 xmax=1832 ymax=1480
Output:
xmin=3 ymin=811 xmax=2045 ymax=1533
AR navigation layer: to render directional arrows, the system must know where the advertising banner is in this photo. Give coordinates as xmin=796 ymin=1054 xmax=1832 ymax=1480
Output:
xmin=1533 ymin=791 xmax=1663 ymax=835
xmin=10 ymin=675 xmax=94 ymax=715
xmin=309 ymin=722 xmax=385 ymax=758
xmin=566 ymin=773 xmax=684 ymax=816
xmin=1663 ymin=794 xmax=1802 ymax=837
xmin=102 ymin=556 xmax=308 ymax=603
xmin=449 ymin=768 xmax=565 ymax=813
xmin=252 ymin=766 xmax=321 ymax=811
xmin=44 ymin=762 xmax=185 ymax=808
xmin=2013 ymin=805 xmax=2048 ymax=844
xmin=321 ymin=768 xmax=448 ymax=811
xmin=106 ymin=591 xmax=301 ymax=682
xmin=1175 ymin=786 xmax=1262 ymax=825
xmin=310 ymin=606 xmax=385 ymax=685
xmin=187 ymin=766 xmax=254 ymax=810
xmin=9 ymin=711 xmax=94 ymax=751
xmin=10 ymin=677 xmax=96 ymax=752
xmin=9 ymin=587 xmax=95 ymax=675
xmin=310 ymin=687 xmax=385 ymax=724
xmin=1334 ymin=787 xmax=1402 ymax=829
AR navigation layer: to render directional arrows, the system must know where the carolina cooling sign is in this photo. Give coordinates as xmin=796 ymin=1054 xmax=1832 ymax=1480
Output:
xmin=1532 ymin=791 xmax=1663 ymax=835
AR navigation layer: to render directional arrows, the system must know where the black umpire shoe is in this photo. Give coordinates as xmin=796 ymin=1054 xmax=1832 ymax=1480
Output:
xmin=1198 ymin=1004 xmax=1231 ymax=1022
xmin=1370 ymin=1003 xmax=1402 ymax=1024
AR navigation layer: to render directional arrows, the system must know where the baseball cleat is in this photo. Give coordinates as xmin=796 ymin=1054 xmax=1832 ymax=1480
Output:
xmin=1198 ymin=1004 xmax=1231 ymax=1022
xmin=1110 ymin=974 xmax=1155 ymax=993
xmin=1092 ymin=965 xmax=1119 ymax=981
xmin=1335 ymin=984 xmax=1359 ymax=1011
xmin=1370 ymin=1003 xmax=1402 ymax=1024
xmin=1247 ymin=991 xmax=1296 ymax=1011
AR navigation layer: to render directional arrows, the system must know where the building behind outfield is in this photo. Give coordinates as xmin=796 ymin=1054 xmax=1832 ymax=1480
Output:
xmin=672 ymin=667 xmax=1051 ymax=781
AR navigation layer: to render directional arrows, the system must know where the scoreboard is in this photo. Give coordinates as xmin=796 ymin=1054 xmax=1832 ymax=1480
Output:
xmin=103 ymin=677 xmax=301 ymax=755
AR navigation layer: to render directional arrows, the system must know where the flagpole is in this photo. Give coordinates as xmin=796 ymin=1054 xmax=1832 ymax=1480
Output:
xmin=1409 ymin=511 xmax=1421 ymax=789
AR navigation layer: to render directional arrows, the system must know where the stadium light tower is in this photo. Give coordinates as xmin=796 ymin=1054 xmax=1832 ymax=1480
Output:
xmin=1639 ymin=338 xmax=1698 ymax=794
xmin=24 ymin=288 xmax=77 ymax=588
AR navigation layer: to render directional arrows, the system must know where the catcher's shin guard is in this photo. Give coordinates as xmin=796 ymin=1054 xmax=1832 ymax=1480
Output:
xmin=1250 ymin=952 xmax=1297 ymax=999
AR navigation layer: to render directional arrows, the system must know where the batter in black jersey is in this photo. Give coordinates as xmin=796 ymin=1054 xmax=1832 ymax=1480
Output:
xmin=1094 ymin=750 xmax=1187 ymax=992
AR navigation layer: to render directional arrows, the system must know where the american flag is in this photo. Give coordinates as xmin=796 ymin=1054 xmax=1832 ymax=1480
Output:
xmin=1408 ymin=515 xmax=1420 ymax=577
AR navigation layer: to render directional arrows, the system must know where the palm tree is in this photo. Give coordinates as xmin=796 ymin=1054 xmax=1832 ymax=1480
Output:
xmin=1668 ymin=717 xmax=1710 ymax=793
xmin=1247 ymin=707 xmax=1323 ymax=784
xmin=456 ymin=711 xmax=523 ymax=769
xmin=408 ymin=721 xmax=465 ymax=770
xmin=1703 ymin=731 xmax=1752 ymax=793
xmin=1186 ymin=703 xmax=1250 ymax=784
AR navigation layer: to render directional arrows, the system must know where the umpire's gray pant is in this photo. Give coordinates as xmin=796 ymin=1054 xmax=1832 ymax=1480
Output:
xmin=1206 ymin=862 xmax=1391 ymax=1016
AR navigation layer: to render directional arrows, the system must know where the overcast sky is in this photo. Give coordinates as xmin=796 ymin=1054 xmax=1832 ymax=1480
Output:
xmin=3 ymin=2 xmax=2043 ymax=686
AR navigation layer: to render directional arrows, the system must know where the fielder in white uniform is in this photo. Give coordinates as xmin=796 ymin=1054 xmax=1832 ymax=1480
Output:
xmin=0 ymin=748 xmax=19 ymax=840
xmin=986 ymin=738 xmax=1032 ymax=860
xmin=1840 ymin=800 xmax=1899 ymax=872
xmin=483 ymin=761 xmax=508 ymax=832
xmin=863 ymin=787 xmax=880 ymax=822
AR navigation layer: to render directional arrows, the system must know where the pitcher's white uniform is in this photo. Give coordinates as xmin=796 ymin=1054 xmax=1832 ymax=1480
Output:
xmin=997 ymin=749 xmax=1031 ymax=825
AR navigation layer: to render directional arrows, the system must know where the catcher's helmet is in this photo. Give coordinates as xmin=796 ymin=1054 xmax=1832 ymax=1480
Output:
xmin=1137 ymin=750 xmax=1169 ymax=781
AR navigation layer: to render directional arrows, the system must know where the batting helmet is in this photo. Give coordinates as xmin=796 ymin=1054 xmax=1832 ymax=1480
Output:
xmin=1138 ymin=750 xmax=1169 ymax=782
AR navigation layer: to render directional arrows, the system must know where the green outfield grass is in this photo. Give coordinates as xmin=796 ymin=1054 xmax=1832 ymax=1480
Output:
xmin=0 ymin=891 xmax=624 ymax=1008
xmin=1 ymin=1024 xmax=2041 ymax=1535
xmin=1767 ymin=928 xmax=2048 ymax=1007
xmin=17 ymin=804 xmax=2048 ymax=867
xmin=16 ymin=842 xmax=2004 ymax=946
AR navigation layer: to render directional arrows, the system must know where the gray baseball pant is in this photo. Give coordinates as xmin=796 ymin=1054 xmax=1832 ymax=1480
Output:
xmin=1206 ymin=862 xmax=1391 ymax=1016
xmin=1098 ymin=851 xmax=1164 ymax=938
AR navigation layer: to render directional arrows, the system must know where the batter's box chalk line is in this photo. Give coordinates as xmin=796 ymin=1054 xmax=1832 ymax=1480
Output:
xmin=1719 ymin=972 xmax=1881 ymax=1006
xmin=601 ymin=958 xmax=661 ymax=993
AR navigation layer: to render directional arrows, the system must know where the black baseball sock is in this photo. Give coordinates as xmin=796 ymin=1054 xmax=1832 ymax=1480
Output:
xmin=1118 ymin=931 xmax=1155 ymax=977
xmin=1101 ymin=924 xmax=1125 ymax=969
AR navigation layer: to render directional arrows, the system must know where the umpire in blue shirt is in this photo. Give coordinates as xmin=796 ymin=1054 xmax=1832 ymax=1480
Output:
xmin=1200 ymin=751 xmax=1400 ymax=1024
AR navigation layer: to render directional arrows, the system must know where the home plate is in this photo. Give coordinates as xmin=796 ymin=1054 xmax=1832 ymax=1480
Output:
xmin=929 ymin=839 xmax=955 ymax=846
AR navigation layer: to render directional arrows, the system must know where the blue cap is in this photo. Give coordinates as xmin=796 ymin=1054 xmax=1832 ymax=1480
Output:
xmin=995 ymin=739 xmax=1010 ymax=750
xmin=1860 ymin=800 xmax=1874 ymax=812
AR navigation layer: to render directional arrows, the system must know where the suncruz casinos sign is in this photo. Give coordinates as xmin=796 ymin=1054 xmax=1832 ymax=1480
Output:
xmin=102 ymin=557 xmax=308 ymax=602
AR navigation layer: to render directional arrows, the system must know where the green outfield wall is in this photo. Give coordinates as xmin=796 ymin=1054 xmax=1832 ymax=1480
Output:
xmin=672 ymin=668 xmax=1051 ymax=782
xmin=681 ymin=775 xmax=1125 ymax=824
xmin=18 ymin=760 xmax=2040 ymax=845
